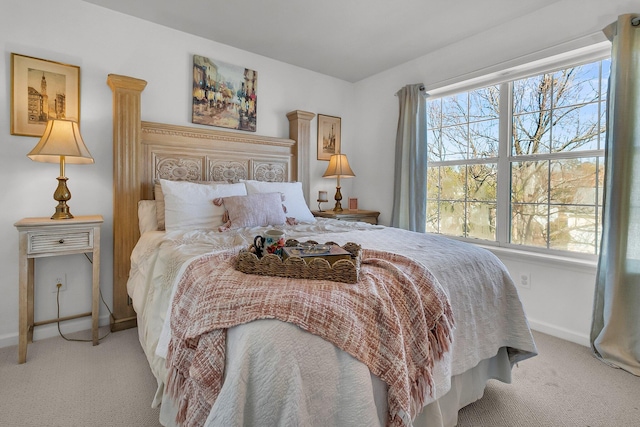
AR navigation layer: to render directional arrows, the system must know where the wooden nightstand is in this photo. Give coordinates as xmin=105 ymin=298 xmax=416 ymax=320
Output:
xmin=312 ymin=209 xmax=380 ymax=225
xmin=14 ymin=215 xmax=103 ymax=364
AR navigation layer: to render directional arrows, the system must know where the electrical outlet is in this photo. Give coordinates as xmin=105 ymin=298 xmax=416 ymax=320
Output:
xmin=52 ymin=274 xmax=67 ymax=293
xmin=519 ymin=272 xmax=531 ymax=289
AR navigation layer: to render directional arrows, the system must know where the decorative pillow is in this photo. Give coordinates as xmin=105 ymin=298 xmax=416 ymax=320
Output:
xmin=159 ymin=179 xmax=247 ymax=231
xmin=216 ymin=192 xmax=287 ymax=231
xmin=242 ymin=180 xmax=316 ymax=223
xmin=137 ymin=200 xmax=158 ymax=234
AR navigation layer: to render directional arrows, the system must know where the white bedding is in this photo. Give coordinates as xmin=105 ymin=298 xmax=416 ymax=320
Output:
xmin=127 ymin=219 xmax=537 ymax=426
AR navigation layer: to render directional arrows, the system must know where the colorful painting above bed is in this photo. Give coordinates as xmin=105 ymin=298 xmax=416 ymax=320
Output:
xmin=192 ymin=54 xmax=257 ymax=132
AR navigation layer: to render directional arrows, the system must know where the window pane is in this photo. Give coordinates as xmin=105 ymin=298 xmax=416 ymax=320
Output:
xmin=441 ymin=125 xmax=468 ymax=160
xmin=427 ymin=99 xmax=442 ymax=130
xmin=550 ymin=158 xmax=598 ymax=205
xmin=469 ymin=86 xmax=499 ymax=120
xmin=440 ymin=166 xmax=466 ymax=200
xmin=426 ymin=167 xmax=440 ymax=199
xmin=513 ymin=74 xmax=552 ymax=114
xmin=469 ymin=119 xmax=499 ymax=158
xmin=440 ymin=201 xmax=465 ymax=236
xmin=598 ymin=101 xmax=607 ymax=150
xmin=511 ymin=203 xmax=548 ymax=247
xmin=512 ymin=112 xmax=551 ymax=155
xmin=549 ymin=205 xmax=597 ymax=253
xmin=511 ymin=161 xmax=549 ymax=204
xmin=554 ymin=62 xmax=603 ymax=107
xmin=426 ymin=200 xmax=439 ymax=233
xmin=441 ymin=93 xmax=468 ymax=125
xmin=427 ymin=128 xmax=443 ymax=161
xmin=467 ymin=202 xmax=496 ymax=240
xmin=551 ymin=103 xmax=601 ymax=152
xmin=467 ymin=163 xmax=497 ymax=201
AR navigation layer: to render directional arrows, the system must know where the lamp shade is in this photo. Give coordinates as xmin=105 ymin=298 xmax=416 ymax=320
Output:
xmin=27 ymin=119 xmax=94 ymax=164
xmin=322 ymin=154 xmax=355 ymax=178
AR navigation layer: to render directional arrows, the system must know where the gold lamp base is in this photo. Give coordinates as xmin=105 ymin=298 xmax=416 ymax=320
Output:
xmin=51 ymin=176 xmax=74 ymax=220
xmin=332 ymin=186 xmax=344 ymax=212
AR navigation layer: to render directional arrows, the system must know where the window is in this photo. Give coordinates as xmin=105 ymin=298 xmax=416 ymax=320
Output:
xmin=426 ymin=57 xmax=610 ymax=256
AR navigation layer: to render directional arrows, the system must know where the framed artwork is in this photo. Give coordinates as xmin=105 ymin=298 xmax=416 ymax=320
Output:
xmin=192 ymin=54 xmax=258 ymax=132
xmin=349 ymin=197 xmax=358 ymax=210
xmin=317 ymin=114 xmax=341 ymax=160
xmin=11 ymin=53 xmax=80 ymax=137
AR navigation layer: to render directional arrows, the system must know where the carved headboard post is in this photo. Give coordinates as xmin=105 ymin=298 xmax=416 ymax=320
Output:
xmin=107 ymin=74 xmax=147 ymax=332
xmin=287 ymin=110 xmax=315 ymax=204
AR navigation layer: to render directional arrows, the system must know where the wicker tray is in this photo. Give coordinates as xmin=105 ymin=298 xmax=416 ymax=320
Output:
xmin=235 ymin=241 xmax=361 ymax=284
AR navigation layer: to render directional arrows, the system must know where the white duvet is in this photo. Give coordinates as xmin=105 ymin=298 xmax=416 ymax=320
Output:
xmin=127 ymin=219 xmax=537 ymax=426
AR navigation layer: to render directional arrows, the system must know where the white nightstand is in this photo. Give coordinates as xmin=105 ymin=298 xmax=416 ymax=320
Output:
xmin=14 ymin=215 xmax=103 ymax=364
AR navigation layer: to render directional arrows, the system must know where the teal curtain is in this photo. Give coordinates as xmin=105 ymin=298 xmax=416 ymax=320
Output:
xmin=390 ymin=84 xmax=427 ymax=232
xmin=591 ymin=13 xmax=640 ymax=376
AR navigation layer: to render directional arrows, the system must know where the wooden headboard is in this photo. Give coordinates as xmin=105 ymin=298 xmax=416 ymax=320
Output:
xmin=107 ymin=74 xmax=315 ymax=331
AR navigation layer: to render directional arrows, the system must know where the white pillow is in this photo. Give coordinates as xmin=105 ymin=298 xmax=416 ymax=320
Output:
xmin=160 ymin=179 xmax=247 ymax=231
xmin=137 ymin=200 xmax=158 ymax=234
xmin=242 ymin=180 xmax=316 ymax=223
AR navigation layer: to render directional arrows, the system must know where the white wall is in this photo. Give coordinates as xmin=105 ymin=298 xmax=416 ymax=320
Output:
xmin=0 ymin=0 xmax=355 ymax=348
xmin=351 ymin=0 xmax=637 ymax=346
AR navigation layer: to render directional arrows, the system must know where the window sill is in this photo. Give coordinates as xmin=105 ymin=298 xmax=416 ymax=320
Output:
xmin=475 ymin=243 xmax=598 ymax=273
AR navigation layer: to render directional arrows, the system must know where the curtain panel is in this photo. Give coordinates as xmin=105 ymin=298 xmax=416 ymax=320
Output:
xmin=590 ymin=13 xmax=640 ymax=376
xmin=390 ymin=84 xmax=427 ymax=232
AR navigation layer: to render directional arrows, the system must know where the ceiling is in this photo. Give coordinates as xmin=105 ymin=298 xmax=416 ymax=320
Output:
xmin=83 ymin=0 xmax=563 ymax=83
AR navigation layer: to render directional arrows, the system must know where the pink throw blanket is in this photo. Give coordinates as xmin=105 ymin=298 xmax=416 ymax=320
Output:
xmin=166 ymin=249 xmax=454 ymax=427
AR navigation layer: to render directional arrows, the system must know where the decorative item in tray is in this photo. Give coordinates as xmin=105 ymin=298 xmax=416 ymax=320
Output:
xmin=235 ymin=240 xmax=362 ymax=284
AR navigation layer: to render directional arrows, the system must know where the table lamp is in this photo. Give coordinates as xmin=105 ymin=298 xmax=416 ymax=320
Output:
xmin=322 ymin=153 xmax=355 ymax=212
xmin=27 ymin=119 xmax=94 ymax=219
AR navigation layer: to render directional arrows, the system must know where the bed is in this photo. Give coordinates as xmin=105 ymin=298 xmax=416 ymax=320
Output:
xmin=107 ymin=74 xmax=537 ymax=427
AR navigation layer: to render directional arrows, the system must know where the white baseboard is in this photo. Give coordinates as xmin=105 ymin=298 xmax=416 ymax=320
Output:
xmin=528 ymin=319 xmax=590 ymax=347
xmin=0 ymin=315 xmax=112 ymax=349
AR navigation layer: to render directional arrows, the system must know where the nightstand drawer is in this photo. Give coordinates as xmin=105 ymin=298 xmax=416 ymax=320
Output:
xmin=339 ymin=214 xmax=378 ymax=224
xmin=28 ymin=229 xmax=93 ymax=255
xmin=312 ymin=209 xmax=380 ymax=225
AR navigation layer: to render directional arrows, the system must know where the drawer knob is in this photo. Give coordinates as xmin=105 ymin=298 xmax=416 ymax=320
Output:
xmin=58 ymin=239 xmax=65 ymax=244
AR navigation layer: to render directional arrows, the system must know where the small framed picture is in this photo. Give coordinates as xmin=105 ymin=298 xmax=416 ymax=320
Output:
xmin=348 ymin=197 xmax=358 ymax=210
xmin=11 ymin=53 xmax=81 ymax=137
xmin=317 ymin=114 xmax=341 ymax=160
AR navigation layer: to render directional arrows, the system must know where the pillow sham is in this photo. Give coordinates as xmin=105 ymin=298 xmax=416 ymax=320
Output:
xmin=159 ymin=179 xmax=247 ymax=231
xmin=242 ymin=180 xmax=316 ymax=223
xmin=216 ymin=192 xmax=287 ymax=231
xmin=154 ymin=179 xmax=233 ymax=230
xmin=153 ymin=180 xmax=166 ymax=230
xmin=138 ymin=200 xmax=158 ymax=234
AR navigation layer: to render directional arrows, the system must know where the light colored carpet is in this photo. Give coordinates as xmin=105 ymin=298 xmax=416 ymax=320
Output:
xmin=1 ymin=328 xmax=638 ymax=426
xmin=457 ymin=331 xmax=640 ymax=427
xmin=0 ymin=327 xmax=161 ymax=427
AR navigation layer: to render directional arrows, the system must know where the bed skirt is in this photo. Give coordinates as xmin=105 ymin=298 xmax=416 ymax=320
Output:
xmin=158 ymin=347 xmax=512 ymax=427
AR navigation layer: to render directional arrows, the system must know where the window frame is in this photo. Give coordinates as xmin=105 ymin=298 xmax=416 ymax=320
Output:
xmin=425 ymin=44 xmax=611 ymax=261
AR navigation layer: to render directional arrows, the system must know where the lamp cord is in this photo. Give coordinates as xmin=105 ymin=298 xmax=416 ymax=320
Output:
xmin=55 ymin=253 xmax=113 ymax=343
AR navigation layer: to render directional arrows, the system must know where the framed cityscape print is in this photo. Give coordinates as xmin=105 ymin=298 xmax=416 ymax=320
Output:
xmin=317 ymin=114 xmax=341 ymax=160
xmin=192 ymin=54 xmax=258 ymax=132
xmin=11 ymin=53 xmax=80 ymax=137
